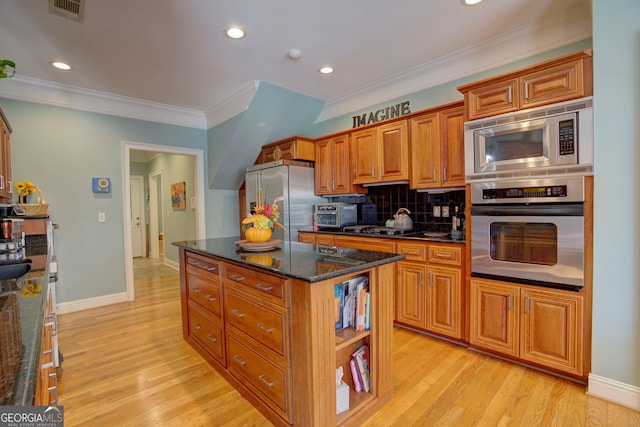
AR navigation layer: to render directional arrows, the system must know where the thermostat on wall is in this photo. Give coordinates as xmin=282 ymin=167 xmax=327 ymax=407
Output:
xmin=92 ymin=178 xmax=111 ymax=193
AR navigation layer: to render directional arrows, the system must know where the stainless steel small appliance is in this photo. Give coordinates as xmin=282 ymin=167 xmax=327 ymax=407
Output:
xmin=465 ymin=97 xmax=593 ymax=181
xmin=314 ymin=203 xmax=357 ymax=229
xmin=470 ymin=176 xmax=585 ymax=290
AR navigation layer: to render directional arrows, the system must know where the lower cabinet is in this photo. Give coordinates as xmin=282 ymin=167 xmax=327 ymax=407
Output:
xmin=470 ymin=278 xmax=584 ymax=377
xmin=395 ymin=242 xmax=464 ymax=340
xmin=34 ymin=283 xmax=58 ymax=406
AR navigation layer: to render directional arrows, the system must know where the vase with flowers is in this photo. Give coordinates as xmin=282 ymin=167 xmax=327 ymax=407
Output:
xmin=241 ymin=188 xmax=284 ymax=243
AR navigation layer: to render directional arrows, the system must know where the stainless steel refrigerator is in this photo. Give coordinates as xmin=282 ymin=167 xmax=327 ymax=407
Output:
xmin=245 ymin=160 xmax=325 ymax=242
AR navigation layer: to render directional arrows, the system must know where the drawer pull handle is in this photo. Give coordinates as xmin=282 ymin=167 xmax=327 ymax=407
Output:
xmin=191 ymin=322 xmax=201 ymax=330
xmin=434 ymin=252 xmax=454 ymax=259
xmin=229 ymin=274 xmax=246 ymax=281
xmin=256 ymin=322 xmax=274 ymax=333
xmin=204 ymin=266 xmax=217 ymax=272
xmin=255 ymin=284 xmax=274 ymax=291
xmin=233 ymin=355 xmax=247 ymax=365
xmin=205 ymin=295 xmax=217 ymax=302
xmin=192 ymin=288 xmax=201 ymax=293
xmin=231 ymin=309 xmax=247 ymax=318
xmin=404 ymin=249 xmax=420 ymax=255
xmin=206 ymin=334 xmax=217 ymax=343
xmin=259 ymin=374 xmax=275 ymax=387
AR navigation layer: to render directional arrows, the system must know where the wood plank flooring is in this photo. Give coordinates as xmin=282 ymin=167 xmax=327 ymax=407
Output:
xmin=56 ymin=257 xmax=640 ymax=426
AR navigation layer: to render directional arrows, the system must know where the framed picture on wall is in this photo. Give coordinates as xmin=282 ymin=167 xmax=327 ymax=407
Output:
xmin=171 ymin=181 xmax=186 ymax=209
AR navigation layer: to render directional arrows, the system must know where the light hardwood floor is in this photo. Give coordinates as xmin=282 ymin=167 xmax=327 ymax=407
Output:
xmin=57 ymin=258 xmax=640 ymax=426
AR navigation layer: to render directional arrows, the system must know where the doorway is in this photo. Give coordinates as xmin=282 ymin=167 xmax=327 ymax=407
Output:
xmin=122 ymin=141 xmax=206 ymax=301
xmin=130 ymin=175 xmax=145 ymax=258
xmin=148 ymin=170 xmax=164 ymax=259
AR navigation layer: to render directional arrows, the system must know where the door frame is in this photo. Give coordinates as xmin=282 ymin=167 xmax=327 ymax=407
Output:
xmin=148 ymin=169 xmax=163 ymax=259
xmin=130 ymin=175 xmax=146 ymax=257
xmin=122 ymin=141 xmax=206 ymax=301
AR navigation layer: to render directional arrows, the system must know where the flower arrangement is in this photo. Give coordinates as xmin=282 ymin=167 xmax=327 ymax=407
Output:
xmin=241 ymin=188 xmax=284 ymax=242
xmin=14 ymin=180 xmax=38 ymax=203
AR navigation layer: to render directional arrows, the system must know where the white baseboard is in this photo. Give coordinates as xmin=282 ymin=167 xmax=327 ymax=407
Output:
xmin=164 ymin=258 xmax=179 ymax=271
xmin=588 ymin=374 xmax=640 ymax=411
xmin=57 ymin=292 xmax=128 ymax=314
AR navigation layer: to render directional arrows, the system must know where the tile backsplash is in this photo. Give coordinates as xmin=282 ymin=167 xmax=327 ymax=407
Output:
xmin=326 ymin=184 xmax=466 ymax=232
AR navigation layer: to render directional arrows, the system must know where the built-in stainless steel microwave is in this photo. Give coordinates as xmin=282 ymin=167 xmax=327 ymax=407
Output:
xmin=464 ymin=97 xmax=593 ymax=180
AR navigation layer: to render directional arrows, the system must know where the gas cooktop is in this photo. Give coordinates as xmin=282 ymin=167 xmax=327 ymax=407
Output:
xmin=342 ymin=225 xmax=410 ymax=236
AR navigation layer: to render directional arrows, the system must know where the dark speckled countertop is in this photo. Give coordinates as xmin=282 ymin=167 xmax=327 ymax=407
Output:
xmin=298 ymin=228 xmax=466 ymax=244
xmin=173 ymin=237 xmax=405 ymax=283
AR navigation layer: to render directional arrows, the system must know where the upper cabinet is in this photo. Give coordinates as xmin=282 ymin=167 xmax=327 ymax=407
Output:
xmin=409 ymin=102 xmax=465 ymax=189
xmin=457 ymin=49 xmax=593 ymax=121
xmin=0 ymin=106 xmax=13 ymax=203
xmin=315 ymin=133 xmax=364 ymax=195
xmin=351 ymin=120 xmax=409 ymax=184
xmin=258 ymin=136 xmax=315 ymax=164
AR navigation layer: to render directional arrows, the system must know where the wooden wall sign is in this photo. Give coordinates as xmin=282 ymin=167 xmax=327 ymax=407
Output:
xmin=352 ymin=101 xmax=411 ymax=128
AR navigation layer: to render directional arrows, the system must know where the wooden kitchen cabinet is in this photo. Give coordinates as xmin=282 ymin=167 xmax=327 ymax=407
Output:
xmin=332 ymin=235 xmax=396 ymax=253
xmin=351 ymin=120 xmax=409 ymax=184
xmin=183 ymin=252 xmax=226 ymax=366
xmin=314 ymin=133 xmax=363 ymax=195
xmin=259 ymin=136 xmax=315 ymax=163
xmin=34 ymin=283 xmax=58 ymax=406
xmin=409 ymin=102 xmax=465 ymax=189
xmin=458 ymin=49 xmax=593 ymax=121
xmin=470 ymin=277 xmax=585 ymax=377
xmin=0 ymin=106 xmax=13 ymax=203
xmin=395 ymin=241 xmax=464 ymax=340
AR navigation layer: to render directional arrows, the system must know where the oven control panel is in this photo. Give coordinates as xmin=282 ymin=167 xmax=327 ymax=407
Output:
xmin=482 ymin=185 xmax=568 ymax=200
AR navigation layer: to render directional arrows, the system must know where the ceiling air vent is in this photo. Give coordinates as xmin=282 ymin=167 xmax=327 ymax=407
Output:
xmin=49 ymin=0 xmax=85 ymax=23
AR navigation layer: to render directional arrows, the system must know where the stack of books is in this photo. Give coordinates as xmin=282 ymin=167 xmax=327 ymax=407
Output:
xmin=349 ymin=344 xmax=371 ymax=392
xmin=334 ymin=275 xmax=370 ymax=332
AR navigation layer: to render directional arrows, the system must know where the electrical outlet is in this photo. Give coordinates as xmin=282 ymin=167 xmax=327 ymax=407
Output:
xmin=442 ymin=206 xmax=450 ymax=217
xmin=433 ymin=206 xmax=441 ymax=217
xmin=98 ymin=212 xmax=106 ymax=222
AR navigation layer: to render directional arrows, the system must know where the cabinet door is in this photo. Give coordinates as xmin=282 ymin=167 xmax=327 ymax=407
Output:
xmin=465 ymin=78 xmax=519 ymax=121
xmin=315 ymin=235 xmax=334 ymax=246
xmin=395 ymin=261 xmax=427 ymax=328
xmin=470 ymin=279 xmax=519 ymax=356
xmin=350 ymin=128 xmax=377 ymax=184
xmin=519 ymin=59 xmax=587 ymax=110
xmin=314 ymin=138 xmax=333 ymax=194
xmin=520 ymin=288 xmax=584 ymax=376
xmin=332 ymin=134 xmax=352 ymax=194
xmin=409 ymin=112 xmax=440 ymax=188
xmin=298 ymin=232 xmax=316 ymax=244
xmin=439 ymin=105 xmax=465 ymax=187
xmin=377 ymin=120 xmax=409 ymax=182
xmin=426 ymin=265 xmax=462 ymax=339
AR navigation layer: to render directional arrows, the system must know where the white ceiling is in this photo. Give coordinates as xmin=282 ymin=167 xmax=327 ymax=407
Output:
xmin=0 ymin=0 xmax=591 ymax=128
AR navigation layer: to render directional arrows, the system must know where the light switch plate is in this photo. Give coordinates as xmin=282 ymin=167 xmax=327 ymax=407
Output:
xmin=442 ymin=206 xmax=450 ymax=217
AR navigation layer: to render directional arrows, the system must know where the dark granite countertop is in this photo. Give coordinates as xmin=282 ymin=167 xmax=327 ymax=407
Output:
xmin=173 ymin=237 xmax=405 ymax=283
xmin=0 ymin=245 xmax=51 ymax=406
xmin=298 ymin=228 xmax=466 ymax=244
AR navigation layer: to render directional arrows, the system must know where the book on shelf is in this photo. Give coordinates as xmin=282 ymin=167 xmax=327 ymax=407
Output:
xmin=352 ymin=344 xmax=371 ymax=392
xmin=334 ymin=281 xmax=346 ymax=331
xmin=355 ymin=277 xmax=369 ymax=332
xmin=349 ymin=358 xmax=363 ymax=392
xmin=339 ymin=275 xmax=369 ymax=331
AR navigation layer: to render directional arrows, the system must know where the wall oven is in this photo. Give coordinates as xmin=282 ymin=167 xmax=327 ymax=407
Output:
xmin=465 ymin=97 xmax=593 ymax=180
xmin=470 ymin=176 xmax=585 ymax=290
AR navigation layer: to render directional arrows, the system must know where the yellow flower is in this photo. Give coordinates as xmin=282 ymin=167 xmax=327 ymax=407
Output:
xmin=15 ymin=180 xmax=37 ymax=195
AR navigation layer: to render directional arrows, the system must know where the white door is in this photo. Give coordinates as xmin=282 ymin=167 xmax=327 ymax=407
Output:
xmin=148 ymin=170 xmax=163 ymax=259
xmin=130 ymin=175 xmax=145 ymax=257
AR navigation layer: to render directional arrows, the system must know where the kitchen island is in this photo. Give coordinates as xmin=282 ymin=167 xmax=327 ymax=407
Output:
xmin=173 ymin=237 xmax=405 ymax=427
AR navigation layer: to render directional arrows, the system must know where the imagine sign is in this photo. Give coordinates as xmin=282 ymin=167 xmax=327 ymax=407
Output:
xmin=352 ymin=101 xmax=411 ymax=128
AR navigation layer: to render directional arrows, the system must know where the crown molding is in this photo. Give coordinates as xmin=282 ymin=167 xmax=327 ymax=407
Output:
xmin=315 ymin=13 xmax=592 ymax=123
xmin=0 ymin=75 xmax=208 ymax=129
xmin=204 ymin=80 xmax=260 ymax=129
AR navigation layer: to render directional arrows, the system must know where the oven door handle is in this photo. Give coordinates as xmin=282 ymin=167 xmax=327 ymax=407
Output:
xmin=471 ymin=203 xmax=584 ymax=216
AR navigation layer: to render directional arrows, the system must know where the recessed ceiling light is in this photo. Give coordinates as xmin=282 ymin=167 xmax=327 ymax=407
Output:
xmin=461 ymin=0 xmax=484 ymax=5
xmin=52 ymin=61 xmax=71 ymax=70
xmin=319 ymin=66 xmax=334 ymax=75
xmin=225 ymin=26 xmax=245 ymax=39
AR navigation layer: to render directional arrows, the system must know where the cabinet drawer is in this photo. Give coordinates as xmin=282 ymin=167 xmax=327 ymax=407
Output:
xmin=396 ymin=241 xmax=427 ymax=262
xmin=428 ymin=244 xmax=462 ymax=266
xmin=225 ymin=290 xmax=289 ymax=361
xmin=187 ymin=275 xmax=221 ymax=317
xmin=227 ymin=332 xmax=290 ymax=421
xmin=188 ymin=302 xmax=225 ymax=364
xmin=186 ymin=252 xmax=221 ymax=279
xmin=224 ymin=264 xmax=289 ymax=307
